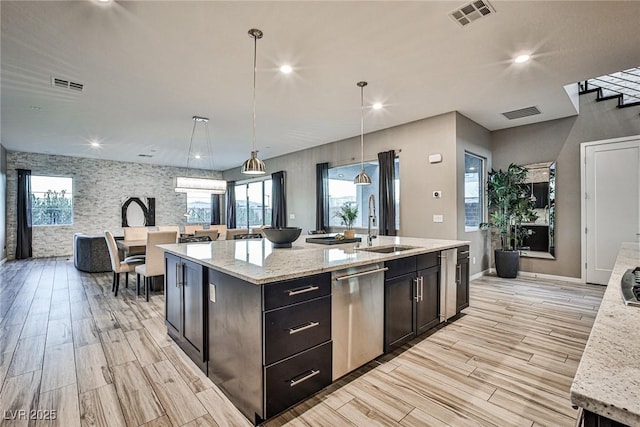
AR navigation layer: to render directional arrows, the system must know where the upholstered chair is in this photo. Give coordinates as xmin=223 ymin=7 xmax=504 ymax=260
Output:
xmin=104 ymin=230 xmax=144 ymax=296
xmin=123 ymin=227 xmax=148 ymax=255
xmin=135 ymin=231 xmax=178 ymax=301
xmin=225 ymin=228 xmax=250 ymax=240
xmin=208 ymin=225 xmax=227 ymax=240
xmin=157 ymin=225 xmax=180 ymax=235
xmin=194 ymin=229 xmax=219 ymax=241
xmin=183 ymin=224 xmax=204 ymax=235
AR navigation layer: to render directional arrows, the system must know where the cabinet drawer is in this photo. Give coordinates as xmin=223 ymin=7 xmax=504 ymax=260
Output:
xmin=457 ymin=245 xmax=470 ymax=260
xmin=264 ymin=296 xmax=331 ymax=365
xmin=416 ymin=252 xmax=439 ymax=270
xmin=265 ymin=341 xmax=332 ymax=419
xmin=263 ymin=273 xmax=331 ymax=310
xmin=385 ymin=256 xmax=416 ymax=279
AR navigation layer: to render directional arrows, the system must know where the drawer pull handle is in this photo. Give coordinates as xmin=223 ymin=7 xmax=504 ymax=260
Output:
xmin=290 ymin=369 xmax=320 ymax=387
xmin=287 ymin=285 xmax=319 ymax=296
xmin=289 ymin=321 xmax=319 ymax=335
xmin=459 ymin=251 xmax=470 ymax=255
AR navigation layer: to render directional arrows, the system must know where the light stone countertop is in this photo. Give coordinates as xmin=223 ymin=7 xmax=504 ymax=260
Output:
xmin=159 ymin=235 xmax=468 ymax=285
xmin=570 ymin=242 xmax=640 ymax=425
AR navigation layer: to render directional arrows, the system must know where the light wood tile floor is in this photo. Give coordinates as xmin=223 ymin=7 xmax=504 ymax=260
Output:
xmin=0 ymin=258 xmax=605 ymax=426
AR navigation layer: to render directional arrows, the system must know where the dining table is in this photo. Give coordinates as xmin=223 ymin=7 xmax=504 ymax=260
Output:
xmin=116 ymin=239 xmax=146 ymax=256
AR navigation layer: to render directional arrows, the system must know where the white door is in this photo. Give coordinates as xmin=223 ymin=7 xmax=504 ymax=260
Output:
xmin=585 ymin=138 xmax=640 ymax=284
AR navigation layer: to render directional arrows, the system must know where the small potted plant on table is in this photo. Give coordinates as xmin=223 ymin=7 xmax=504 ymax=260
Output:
xmin=335 ymin=203 xmax=359 ymax=239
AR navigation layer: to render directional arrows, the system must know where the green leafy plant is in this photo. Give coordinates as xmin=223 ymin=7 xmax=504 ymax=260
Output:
xmin=480 ymin=164 xmax=537 ymax=250
xmin=334 ymin=203 xmax=359 ymax=230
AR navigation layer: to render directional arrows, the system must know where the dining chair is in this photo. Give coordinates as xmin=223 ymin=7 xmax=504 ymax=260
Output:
xmin=158 ymin=225 xmax=180 ymax=235
xmin=104 ymin=230 xmax=144 ymax=297
xmin=225 ymin=228 xmax=249 ymax=240
xmin=183 ymin=224 xmax=204 ymax=235
xmin=123 ymin=227 xmax=148 ymax=255
xmin=208 ymin=224 xmax=227 ymax=240
xmin=194 ymin=229 xmax=220 ymax=240
xmin=135 ymin=231 xmax=178 ymax=301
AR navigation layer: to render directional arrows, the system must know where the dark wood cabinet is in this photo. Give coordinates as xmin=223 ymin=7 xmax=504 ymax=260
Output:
xmin=581 ymin=409 xmax=628 ymax=427
xmin=164 ymin=253 xmax=207 ymax=371
xmin=384 ymin=254 xmax=440 ymax=353
xmin=456 ymin=246 xmax=470 ymax=313
xmin=207 ymin=268 xmax=332 ymax=424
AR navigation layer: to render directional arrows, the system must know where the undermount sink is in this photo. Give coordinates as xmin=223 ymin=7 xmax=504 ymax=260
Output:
xmin=358 ymin=245 xmax=419 ymax=254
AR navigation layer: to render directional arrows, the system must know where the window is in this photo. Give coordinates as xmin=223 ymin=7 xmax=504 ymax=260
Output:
xmin=186 ymin=193 xmax=212 ymax=223
xmin=464 ymin=152 xmax=485 ymax=231
xmin=235 ymin=179 xmax=272 ymax=228
xmin=328 ymin=159 xmax=400 ymax=230
xmin=30 ymin=175 xmax=73 ymax=226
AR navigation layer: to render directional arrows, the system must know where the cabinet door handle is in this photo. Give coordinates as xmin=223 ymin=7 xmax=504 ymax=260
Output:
xmin=459 ymin=251 xmax=470 ymax=256
xmin=420 ymin=276 xmax=424 ymax=302
xmin=456 ymin=265 xmax=461 ymax=285
xmin=289 ymin=369 xmax=320 ymax=387
xmin=414 ymin=277 xmax=420 ymax=302
xmin=288 ymin=321 xmax=319 ymax=335
xmin=287 ymin=285 xmax=319 ymax=296
xmin=175 ymin=264 xmax=179 ymax=287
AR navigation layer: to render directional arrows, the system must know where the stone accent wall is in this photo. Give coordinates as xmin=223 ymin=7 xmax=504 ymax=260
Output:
xmin=6 ymin=151 xmax=222 ymax=259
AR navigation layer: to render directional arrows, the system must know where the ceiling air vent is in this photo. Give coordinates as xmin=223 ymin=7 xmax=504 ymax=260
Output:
xmin=502 ymin=106 xmax=541 ymax=120
xmin=51 ymin=76 xmax=84 ymax=92
xmin=449 ymin=0 xmax=495 ymax=27
xmin=138 ymin=154 xmax=154 ymax=158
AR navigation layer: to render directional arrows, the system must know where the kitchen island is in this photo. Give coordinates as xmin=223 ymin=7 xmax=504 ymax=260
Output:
xmin=570 ymin=242 xmax=640 ymax=426
xmin=160 ymin=235 xmax=469 ymax=425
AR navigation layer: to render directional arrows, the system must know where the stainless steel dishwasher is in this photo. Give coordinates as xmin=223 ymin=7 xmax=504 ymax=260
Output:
xmin=331 ymin=263 xmax=387 ymax=380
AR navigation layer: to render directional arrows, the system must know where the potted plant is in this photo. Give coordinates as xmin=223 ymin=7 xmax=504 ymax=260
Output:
xmin=335 ymin=203 xmax=359 ymax=239
xmin=480 ymin=163 xmax=537 ymax=278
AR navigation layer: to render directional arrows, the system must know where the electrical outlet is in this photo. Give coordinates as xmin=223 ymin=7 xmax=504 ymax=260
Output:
xmin=472 ymin=257 xmax=476 ymax=264
xmin=433 ymin=190 xmax=442 ymax=198
xmin=289 ymin=213 xmax=295 ymax=220
xmin=433 ymin=214 xmax=444 ymax=223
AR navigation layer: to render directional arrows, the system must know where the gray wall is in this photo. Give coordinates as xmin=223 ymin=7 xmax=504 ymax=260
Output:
xmin=0 ymin=145 xmax=6 ymax=261
xmin=6 ymin=151 xmax=221 ymax=259
xmin=455 ymin=113 xmax=492 ymax=276
xmin=492 ymin=93 xmax=640 ymax=278
xmin=224 ymin=112 xmax=460 ymax=240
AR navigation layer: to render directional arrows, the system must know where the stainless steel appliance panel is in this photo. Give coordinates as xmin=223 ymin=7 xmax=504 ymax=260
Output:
xmin=331 ymin=264 xmax=386 ymax=380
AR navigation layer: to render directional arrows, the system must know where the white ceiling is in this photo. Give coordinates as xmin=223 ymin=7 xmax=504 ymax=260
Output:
xmin=2 ymin=1 xmax=640 ymax=171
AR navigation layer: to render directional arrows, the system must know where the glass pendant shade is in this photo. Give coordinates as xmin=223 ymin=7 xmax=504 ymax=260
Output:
xmin=174 ymin=115 xmax=227 ymax=195
xmin=241 ymin=150 xmax=266 ymax=175
xmin=354 ymin=168 xmax=372 ymax=185
xmin=175 ymin=176 xmax=226 ymax=194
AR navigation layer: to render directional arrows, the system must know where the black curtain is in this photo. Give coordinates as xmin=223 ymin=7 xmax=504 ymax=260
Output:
xmin=16 ymin=169 xmax=33 ymax=259
xmin=272 ymin=171 xmax=287 ymax=227
xmin=315 ymin=163 xmax=329 ymax=232
xmin=226 ymin=181 xmax=236 ymax=229
xmin=211 ymin=194 xmax=221 ymax=225
xmin=378 ymin=150 xmax=397 ymax=236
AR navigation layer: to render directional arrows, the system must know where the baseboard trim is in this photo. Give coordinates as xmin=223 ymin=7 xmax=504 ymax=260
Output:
xmin=487 ymin=268 xmax=584 ymax=284
xmin=470 ymin=270 xmax=489 ymax=281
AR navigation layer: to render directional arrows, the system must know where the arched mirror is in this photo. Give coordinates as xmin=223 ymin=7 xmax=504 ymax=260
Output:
xmin=519 ymin=162 xmax=556 ymax=259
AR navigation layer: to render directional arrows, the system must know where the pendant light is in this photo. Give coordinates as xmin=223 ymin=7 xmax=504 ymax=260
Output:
xmin=241 ymin=28 xmax=267 ymax=175
xmin=354 ymin=81 xmax=371 ymax=185
xmin=175 ymin=115 xmax=227 ymax=194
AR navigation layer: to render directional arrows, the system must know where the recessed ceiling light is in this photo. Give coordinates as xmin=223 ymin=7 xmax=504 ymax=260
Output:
xmin=195 ymin=154 xmax=201 ymax=159
xmin=97 ymin=0 xmax=112 ymax=3
xmin=514 ymin=54 xmax=530 ymax=64
xmin=372 ymin=102 xmax=383 ymax=110
xmin=90 ymin=140 xmax=100 ymax=148
xmin=279 ymin=65 xmax=293 ymax=74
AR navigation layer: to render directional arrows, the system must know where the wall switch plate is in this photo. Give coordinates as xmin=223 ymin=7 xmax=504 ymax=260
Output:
xmin=433 ymin=214 xmax=444 ymax=223
xmin=289 ymin=213 xmax=295 ymax=220
xmin=428 ymin=153 xmax=443 ymax=163
xmin=472 ymin=257 xmax=476 ymax=264
xmin=433 ymin=190 xmax=442 ymax=198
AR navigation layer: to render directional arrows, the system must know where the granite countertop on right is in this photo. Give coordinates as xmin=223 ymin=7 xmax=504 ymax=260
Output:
xmin=570 ymin=242 xmax=640 ymax=425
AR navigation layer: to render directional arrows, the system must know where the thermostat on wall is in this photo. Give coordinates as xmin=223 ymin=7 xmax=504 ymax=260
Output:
xmin=428 ymin=154 xmax=442 ymax=163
